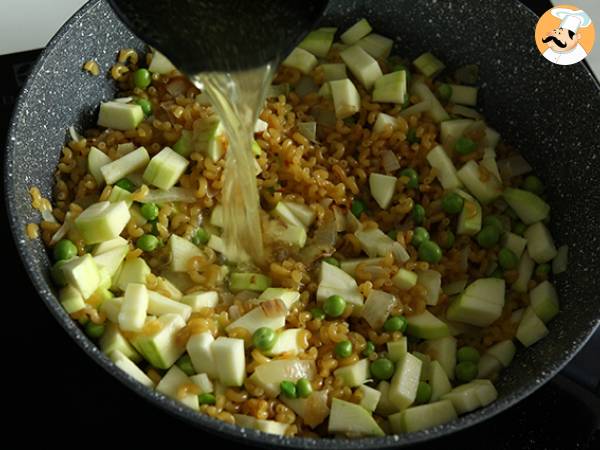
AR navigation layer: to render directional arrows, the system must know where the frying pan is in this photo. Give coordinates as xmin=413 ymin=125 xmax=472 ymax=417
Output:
xmin=4 ymin=0 xmax=600 ymax=447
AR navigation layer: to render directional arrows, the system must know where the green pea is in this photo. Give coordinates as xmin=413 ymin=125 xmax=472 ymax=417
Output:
xmin=324 ymin=295 xmax=346 ymax=318
xmin=412 ymin=204 xmax=426 ymax=225
xmin=323 ymin=257 xmax=340 ymax=268
xmin=198 ymin=393 xmax=216 ymax=405
xmin=192 ymin=227 xmax=210 ymax=246
xmin=454 ymin=137 xmax=477 ymax=155
xmin=133 ymin=68 xmax=152 ymax=89
xmin=296 ymin=378 xmax=313 ymax=398
xmin=51 ymin=260 xmax=69 ymax=286
xmin=498 ymin=247 xmax=519 ymax=270
xmin=535 ymin=263 xmax=551 ymax=277
xmin=134 ymin=98 xmax=152 ymax=116
xmin=400 ymin=168 xmax=419 ymax=189
xmin=53 ymin=239 xmax=77 ymax=262
xmin=457 ymin=346 xmax=480 ymax=363
xmin=370 ymin=358 xmax=395 ymax=380
xmin=455 ymin=361 xmax=478 ymax=383
xmin=140 ymin=202 xmax=159 ymax=221
xmin=406 ymin=128 xmax=420 ymax=144
xmin=115 ymin=178 xmax=136 ymax=192
xmin=490 ymin=267 xmax=504 ymax=279
xmin=415 ymin=381 xmax=433 ymax=404
xmin=418 ymin=240 xmax=443 ymax=264
xmin=84 ymin=321 xmax=105 ymax=339
xmin=351 ymin=199 xmax=366 ymax=218
xmin=411 ymin=227 xmax=430 ymax=247
xmin=383 ymin=316 xmax=408 ymax=333
xmin=437 ymin=83 xmax=453 ymax=101
xmin=280 ymin=380 xmax=297 ymax=399
xmin=310 ymin=308 xmax=326 ymax=321
xmin=136 ymin=234 xmax=159 ymax=252
xmin=252 ymin=327 xmax=277 ymax=351
xmin=477 ymin=225 xmax=501 ymax=248
xmin=387 ymin=229 xmax=398 ymax=240
xmin=362 ymin=341 xmax=375 ymax=357
xmin=483 ymin=215 xmax=504 ymax=232
xmin=438 ymin=230 xmax=455 ymax=249
xmin=513 ymin=222 xmax=526 ymax=236
xmin=522 ymin=175 xmax=544 ymax=195
xmin=441 ymin=192 xmax=464 ymax=215
xmin=176 ymin=354 xmax=196 ymax=376
xmin=335 ymin=340 xmax=353 ymax=358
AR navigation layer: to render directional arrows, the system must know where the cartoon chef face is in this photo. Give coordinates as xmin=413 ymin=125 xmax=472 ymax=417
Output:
xmin=542 ymin=27 xmax=581 ymax=52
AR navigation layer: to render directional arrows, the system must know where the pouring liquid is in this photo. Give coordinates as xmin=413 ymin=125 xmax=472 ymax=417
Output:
xmin=192 ymin=65 xmax=275 ymax=265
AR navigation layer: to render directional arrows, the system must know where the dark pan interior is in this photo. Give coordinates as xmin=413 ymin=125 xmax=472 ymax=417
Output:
xmin=4 ymin=0 xmax=600 ymax=448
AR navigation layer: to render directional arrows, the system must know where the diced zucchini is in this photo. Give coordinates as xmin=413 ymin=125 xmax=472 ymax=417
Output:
xmin=210 ymin=205 xmax=223 ymax=228
xmin=481 ymin=156 xmax=502 ymax=181
xmin=180 ymin=291 xmax=219 ymax=311
xmin=147 ymin=290 xmax=191 ymax=320
xmin=148 ymin=50 xmax=176 ymax=74
xmin=389 ymin=400 xmax=457 ymax=433
xmin=111 ymin=350 xmax=154 ymax=388
xmin=328 ymin=398 xmax=384 ymax=437
xmin=334 ymin=358 xmax=370 ymax=387
xmin=503 ymin=232 xmax=527 ymax=259
xmin=478 ymin=353 xmax=503 ymax=379
xmin=250 ymin=359 xmax=316 ymax=397
xmin=107 ymin=185 xmax=133 ymax=207
xmin=258 ymin=288 xmax=300 ymax=309
xmin=60 ymin=254 xmax=101 ymax=299
xmin=463 ymin=278 xmax=506 ymax=306
xmin=524 ymin=222 xmax=557 ymax=263
xmin=457 ymin=160 xmax=503 ymax=205
xmin=207 ymin=234 xmax=226 ymax=254
xmin=443 ymin=279 xmax=468 ymax=296
xmin=412 ymin=351 xmax=431 ymax=381
xmin=372 ymin=71 xmax=407 ymax=104
xmin=317 ymin=261 xmax=364 ymax=305
xmin=412 ymin=82 xmax=450 ymax=122
xmin=265 ymin=328 xmax=303 ymax=356
xmin=449 ymin=84 xmax=478 ymax=106
xmin=74 ymin=201 xmax=131 ymax=245
xmin=156 ymin=365 xmax=199 ymax=410
xmin=529 ymin=281 xmax=559 ymax=323
xmin=413 ymin=52 xmax=445 ymax=78
xmin=93 ymin=236 xmax=128 ymax=255
xmin=392 ymin=268 xmax=418 ymax=290
xmin=406 ymin=310 xmax=451 ymax=339
xmin=387 ymin=337 xmax=408 ymax=363
xmin=234 ymin=414 xmax=289 ymax=436
xmin=486 ymin=340 xmax=516 ymax=367
xmin=211 ymin=337 xmax=245 ymax=387
xmin=513 ymin=250 xmax=535 ymax=293
xmin=484 ymin=127 xmax=501 ymax=148
xmin=59 ymin=285 xmax=85 ymax=314
xmin=132 ymin=313 xmax=186 ymax=369
xmin=226 ymin=301 xmax=286 ymax=335
xmin=426 ymin=145 xmax=462 ymax=190
xmin=372 ymin=112 xmax=398 ymax=134
xmin=167 ymin=234 xmax=202 ymax=272
xmin=503 ymin=188 xmax=550 ymax=225
xmin=116 ymin=257 xmax=150 ymax=291
xmin=173 ymin=129 xmax=193 ymax=157
xmin=298 ymin=27 xmax=336 ymax=58
xmin=272 ymin=202 xmax=304 ymax=228
xmin=362 ymin=289 xmax=395 ymax=329
xmin=422 ymin=336 xmax=457 ymax=380
xmin=118 ymin=283 xmax=149 ymax=332
xmin=329 ymin=78 xmax=361 ymax=119
xmin=143 ymin=146 xmax=189 ymax=190
xmin=340 ymin=46 xmax=383 ymax=90
xmin=340 ymin=18 xmax=372 ymax=45
xmin=356 ymin=33 xmax=394 ymax=59
xmin=375 ymin=381 xmax=400 ymax=416
xmin=354 ymin=228 xmax=409 ymax=262
xmin=515 ymin=306 xmax=549 ymax=347
xmin=195 ymin=116 xmax=227 ymax=162
xmin=553 ymin=245 xmax=568 ymax=274
xmin=229 ymin=272 xmax=271 ymax=293
xmin=186 ymin=331 xmax=217 ymax=378
xmin=281 ymin=201 xmax=315 ymax=229
xmin=429 ymin=360 xmax=452 ymax=401
xmin=447 ymin=293 xmax=503 ymax=327
xmin=417 ymin=270 xmax=442 ymax=306
xmin=100 ymin=296 xmax=122 ymax=323
xmin=442 ymin=379 xmax=497 ymax=414
xmin=340 ymin=257 xmax=383 ymax=277
xmin=97 ymin=101 xmax=144 ymax=131
xmin=88 ymin=146 xmax=112 ymax=184
xmin=440 ymin=119 xmax=473 ymax=148
xmin=369 ymin=173 xmax=397 ymax=209
xmin=389 ymin=353 xmax=422 ymax=410
xmin=100 ymin=146 xmax=150 ymax=185
xmin=189 ymin=373 xmax=213 ymax=394
xmin=99 ymin=322 xmax=141 ymax=362
xmin=358 ymin=385 xmax=382 ymax=412
xmin=297 ymin=122 xmax=317 ymax=141
xmin=93 ymin=245 xmax=128 ymax=278
xmin=320 ymin=63 xmax=347 ymax=81
xmin=282 ymin=47 xmax=318 ymax=75
xmin=457 ymin=194 xmax=482 ymax=236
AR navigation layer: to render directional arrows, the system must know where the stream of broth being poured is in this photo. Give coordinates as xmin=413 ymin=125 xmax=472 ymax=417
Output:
xmin=192 ymin=64 xmax=275 ymax=266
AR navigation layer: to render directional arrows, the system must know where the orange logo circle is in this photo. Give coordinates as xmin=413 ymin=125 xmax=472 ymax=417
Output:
xmin=535 ymin=4 xmax=595 ymax=65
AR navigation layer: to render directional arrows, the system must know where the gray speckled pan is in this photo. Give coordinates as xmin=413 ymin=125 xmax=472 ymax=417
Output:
xmin=4 ymin=0 xmax=600 ymax=447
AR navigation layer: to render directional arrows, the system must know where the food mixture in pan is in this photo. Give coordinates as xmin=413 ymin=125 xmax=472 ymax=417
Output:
xmin=29 ymin=18 xmax=568 ymax=438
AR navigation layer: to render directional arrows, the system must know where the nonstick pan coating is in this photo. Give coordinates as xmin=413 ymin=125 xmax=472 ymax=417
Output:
xmin=4 ymin=0 xmax=600 ymax=448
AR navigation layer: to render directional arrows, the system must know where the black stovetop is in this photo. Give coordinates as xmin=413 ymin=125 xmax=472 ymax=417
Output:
xmin=1 ymin=1 xmax=598 ymax=447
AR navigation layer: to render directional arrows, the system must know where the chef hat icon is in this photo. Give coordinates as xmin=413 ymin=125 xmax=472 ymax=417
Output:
xmin=551 ymin=8 xmax=592 ymax=33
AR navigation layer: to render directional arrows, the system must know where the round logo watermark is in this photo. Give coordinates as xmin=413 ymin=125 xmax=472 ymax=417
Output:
xmin=535 ymin=4 xmax=595 ymax=65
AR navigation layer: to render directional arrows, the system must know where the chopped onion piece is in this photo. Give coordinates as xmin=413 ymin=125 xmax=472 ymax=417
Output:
xmin=303 ymin=390 xmax=330 ymax=428
xmin=443 ymin=278 xmax=468 ymax=295
xmin=166 ymin=78 xmax=187 ymax=97
xmin=449 ymin=104 xmax=482 ymax=119
xmin=50 ymin=212 xmax=73 ymax=244
xmin=399 ymin=100 xmax=431 ymax=118
xmin=141 ymin=187 xmax=196 ymax=204
xmin=295 ymin=76 xmax=319 ymax=97
xmin=114 ymin=96 xmax=133 ymax=104
xmin=41 ymin=208 xmax=57 ymax=224
xmin=260 ymin=299 xmax=287 ymax=318
xmin=68 ymin=126 xmax=83 ymax=142
xmin=381 ymin=150 xmax=401 ymax=172
xmin=497 ymin=155 xmax=532 ymax=179
xmin=552 ymin=245 xmax=568 ymax=274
